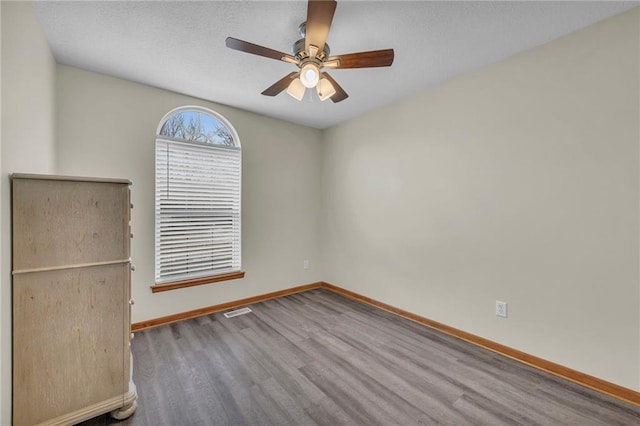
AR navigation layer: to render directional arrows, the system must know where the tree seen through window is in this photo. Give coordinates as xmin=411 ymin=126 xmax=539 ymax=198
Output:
xmin=159 ymin=110 xmax=235 ymax=146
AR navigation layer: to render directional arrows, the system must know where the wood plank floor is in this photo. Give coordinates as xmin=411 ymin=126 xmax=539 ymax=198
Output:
xmin=80 ymin=288 xmax=640 ymax=425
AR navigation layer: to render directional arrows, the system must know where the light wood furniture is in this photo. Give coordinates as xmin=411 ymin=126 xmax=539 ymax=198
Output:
xmin=11 ymin=174 xmax=137 ymax=425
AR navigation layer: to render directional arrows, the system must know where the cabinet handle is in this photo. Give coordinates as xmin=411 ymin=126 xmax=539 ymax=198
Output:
xmin=129 ymin=299 xmax=135 ymax=306
xmin=130 ymin=233 xmax=134 ymax=239
xmin=130 ymin=203 xmax=134 ymax=209
xmin=130 ymin=265 xmax=136 ymax=272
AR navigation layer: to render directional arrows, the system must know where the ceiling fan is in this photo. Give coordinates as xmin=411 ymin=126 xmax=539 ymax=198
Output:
xmin=225 ymin=0 xmax=394 ymax=103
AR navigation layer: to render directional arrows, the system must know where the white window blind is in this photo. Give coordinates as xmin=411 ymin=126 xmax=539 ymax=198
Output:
xmin=155 ymin=138 xmax=241 ymax=284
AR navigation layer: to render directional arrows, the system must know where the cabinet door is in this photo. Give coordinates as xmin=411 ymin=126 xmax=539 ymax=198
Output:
xmin=12 ymin=178 xmax=130 ymax=271
xmin=13 ymin=264 xmax=130 ymax=425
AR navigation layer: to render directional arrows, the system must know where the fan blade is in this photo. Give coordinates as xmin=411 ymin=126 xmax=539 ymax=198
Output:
xmin=261 ymin=72 xmax=299 ymax=96
xmin=322 ymin=72 xmax=348 ymax=103
xmin=305 ymin=0 xmax=336 ymax=57
xmin=327 ymin=49 xmax=394 ymax=69
xmin=226 ymin=37 xmax=297 ymax=63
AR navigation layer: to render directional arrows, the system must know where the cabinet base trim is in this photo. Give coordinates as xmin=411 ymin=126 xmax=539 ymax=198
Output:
xmin=36 ymin=388 xmax=137 ymax=426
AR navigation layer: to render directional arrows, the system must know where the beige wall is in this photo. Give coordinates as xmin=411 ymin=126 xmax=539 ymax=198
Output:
xmin=1 ymin=1 xmax=58 ymax=423
xmin=2 ymin=3 xmax=640 ymax=423
xmin=322 ymin=9 xmax=640 ymax=390
xmin=55 ymin=65 xmax=324 ymax=324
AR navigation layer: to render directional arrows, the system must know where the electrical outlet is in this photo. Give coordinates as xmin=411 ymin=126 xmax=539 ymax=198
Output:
xmin=303 ymin=260 xmax=309 ymax=270
xmin=496 ymin=301 xmax=508 ymax=318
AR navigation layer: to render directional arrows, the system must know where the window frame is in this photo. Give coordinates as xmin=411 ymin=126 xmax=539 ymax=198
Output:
xmin=152 ymin=106 xmax=244 ymax=293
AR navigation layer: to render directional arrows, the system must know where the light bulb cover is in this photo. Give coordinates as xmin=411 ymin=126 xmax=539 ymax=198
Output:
xmin=300 ymin=62 xmax=320 ymax=88
xmin=286 ymin=78 xmax=306 ymax=101
xmin=316 ymin=78 xmax=336 ymax=101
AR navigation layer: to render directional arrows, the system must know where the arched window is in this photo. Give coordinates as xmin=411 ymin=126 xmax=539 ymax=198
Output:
xmin=154 ymin=106 xmax=242 ymax=289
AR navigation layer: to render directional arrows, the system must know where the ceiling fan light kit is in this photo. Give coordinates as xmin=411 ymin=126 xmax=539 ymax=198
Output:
xmin=225 ymin=0 xmax=394 ymax=104
xmin=300 ymin=62 xmax=320 ymax=88
xmin=316 ymin=78 xmax=336 ymax=101
xmin=286 ymin=78 xmax=306 ymax=101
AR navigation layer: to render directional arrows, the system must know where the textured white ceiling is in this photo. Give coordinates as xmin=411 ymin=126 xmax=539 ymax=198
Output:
xmin=34 ymin=1 xmax=638 ymax=129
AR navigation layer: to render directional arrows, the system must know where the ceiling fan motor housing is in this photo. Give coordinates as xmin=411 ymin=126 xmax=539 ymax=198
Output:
xmin=293 ymin=36 xmax=330 ymax=61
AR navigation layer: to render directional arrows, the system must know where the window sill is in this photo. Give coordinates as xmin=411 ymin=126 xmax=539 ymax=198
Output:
xmin=151 ymin=271 xmax=245 ymax=293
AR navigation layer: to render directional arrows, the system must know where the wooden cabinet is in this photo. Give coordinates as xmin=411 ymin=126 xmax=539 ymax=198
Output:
xmin=11 ymin=174 xmax=137 ymax=425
